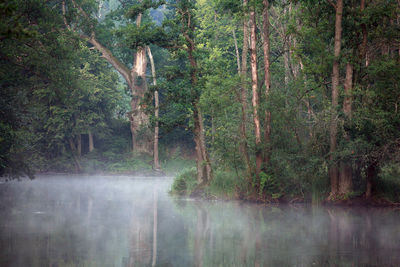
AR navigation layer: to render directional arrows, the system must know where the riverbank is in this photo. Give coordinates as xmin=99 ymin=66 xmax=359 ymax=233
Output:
xmin=29 ymin=153 xmax=195 ymax=178
xmin=170 ymin=168 xmax=400 ymax=207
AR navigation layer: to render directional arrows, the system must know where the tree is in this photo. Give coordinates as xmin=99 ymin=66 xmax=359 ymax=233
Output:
xmin=249 ymin=0 xmax=262 ymax=179
xmin=161 ymin=0 xmax=213 ymax=185
xmin=63 ymin=0 xmax=166 ymax=154
xmin=328 ymin=0 xmax=343 ymax=198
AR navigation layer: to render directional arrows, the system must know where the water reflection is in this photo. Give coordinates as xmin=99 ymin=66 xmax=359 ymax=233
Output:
xmin=1 ymin=176 xmax=400 ymax=266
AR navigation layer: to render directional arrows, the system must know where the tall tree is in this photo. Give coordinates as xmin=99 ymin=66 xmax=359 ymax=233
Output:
xmin=239 ymin=0 xmax=252 ymax=181
xmin=146 ymin=46 xmax=161 ymax=171
xmin=63 ymin=0 xmax=165 ymax=154
xmin=328 ymin=0 xmax=343 ymax=198
xmin=165 ymin=0 xmax=213 ymax=185
xmin=249 ymin=2 xmax=262 ymax=179
xmin=262 ymin=0 xmax=271 ymax=168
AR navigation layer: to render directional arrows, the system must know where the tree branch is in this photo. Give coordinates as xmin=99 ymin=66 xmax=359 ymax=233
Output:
xmin=88 ymin=37 xmax=132 ymax=87
xmin=327 ymin=0 xmax=337 ymax=9
xmin=68 ymin=0 xmax=132 ymax=87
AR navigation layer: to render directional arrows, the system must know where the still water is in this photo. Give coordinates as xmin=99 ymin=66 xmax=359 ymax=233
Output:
xmin=1 ymin=175 xmax=400 ymax=267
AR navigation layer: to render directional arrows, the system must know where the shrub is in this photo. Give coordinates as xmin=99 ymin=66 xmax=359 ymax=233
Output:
xmin=207 ymin=170 xmax=241 ymax=198
xmin=376 ymin=163 xmax=400 ymax=202
xmin=171 ymin=167 xmax=198 ymax=195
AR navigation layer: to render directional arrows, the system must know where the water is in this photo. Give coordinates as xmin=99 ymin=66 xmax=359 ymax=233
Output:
xmin=1 ymin=175 xmax=400 ymax=267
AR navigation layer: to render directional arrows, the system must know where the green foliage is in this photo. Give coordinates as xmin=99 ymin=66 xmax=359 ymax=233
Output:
xmin=108 ymin=154 xmax=152 ymax=173
xmin=206 ymin=170 xmax=242 ymax=198
xmin=2 ymin=0 xmax=400 ymax=205
xmin=125 ymin=0 xmax=166 ymax=21
xmin=171 ymin=167 xmax=198 ymax=195
xmin=376 ymin=163 xmax=400 ymax=202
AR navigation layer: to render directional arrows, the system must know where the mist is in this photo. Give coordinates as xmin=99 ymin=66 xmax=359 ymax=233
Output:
xmin=1 ymin=175 xmax=400 ymax=266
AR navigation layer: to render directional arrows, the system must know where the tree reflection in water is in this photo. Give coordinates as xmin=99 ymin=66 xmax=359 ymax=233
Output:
xmin=1 ymin=176 xmax=400 ymax=266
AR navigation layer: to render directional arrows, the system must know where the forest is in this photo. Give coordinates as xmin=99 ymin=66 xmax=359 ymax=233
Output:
xmin=1 ymin=0 xmax=400 ymax=203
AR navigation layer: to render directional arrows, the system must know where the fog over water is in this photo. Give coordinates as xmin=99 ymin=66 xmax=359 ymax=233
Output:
xmin=1 ymin=175 xmax=400 ymax=267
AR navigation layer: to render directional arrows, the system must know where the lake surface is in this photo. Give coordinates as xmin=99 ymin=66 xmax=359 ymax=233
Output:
xmin=1 ymin=175 xmax=400 ymax=267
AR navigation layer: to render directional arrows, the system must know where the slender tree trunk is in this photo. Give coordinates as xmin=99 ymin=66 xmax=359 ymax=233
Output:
xmin=77 ymin=134 xmax=82 ymax=158
xmin=343 ymin=63 xmax=353 ymax=119
xmin=184 ymin=22 xmax=213 ymax=185
xmin=262 ymin=0 xmax=271 ymax=168
xmin=88 ymin=130 xmax=94 ymax=152
xmin=339 ymin=62 xmax=353 ymax=195
xmin=250 ymin=5 xmax=262 ymax=178
xmin=146 ymin=46 xmax=161 ymax=171
xmin=211 ymin=113 xmax=215 ymax=144
xmin=198 ymin=105 xmax=213 ymax=183
xmin=233 ymin=28 xmax=241 ymax=73
xmin=193 ymin=105 xmax=209 ymax=185
xmin=299 ymin=59 xmax=315 ymax=139
xmin=238 ymin=0 xmax=252 ymax=181
xmin=329 ymin=0 xmax=343 ymax=198
xmin=68 ymin=138 xmax=81 ymax=173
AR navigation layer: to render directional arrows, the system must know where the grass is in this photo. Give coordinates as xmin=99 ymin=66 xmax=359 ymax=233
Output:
xmin=170 ymin=167 xmax=198 ymax=195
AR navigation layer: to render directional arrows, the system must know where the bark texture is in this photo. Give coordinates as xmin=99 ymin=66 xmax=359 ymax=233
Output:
xmin=68 ymin=0 xmax=152 ymax=154
xmin=147 ymin=46 xmax=161 ymax=170
xmin=88 ymin=130 xmax=94 ymax=152
xmin=182 ymin=11 xmax=213 ymax=185
xmin=68 ymin=137 xmax=82 ymax=173
xmin=130 ymin=46 xmax=152 ymax=154
xmin=262 ymin=0 xmax=271 ymax=167
xmin=329 ymin=0 xmax=343 ymax=198
xmin=250 ymin=5 xmax=262 ymax=178
xmin=339 ymin=62 xmax=354 ymax=195
xmin=239 ymin=0 xmax=252 ymax=181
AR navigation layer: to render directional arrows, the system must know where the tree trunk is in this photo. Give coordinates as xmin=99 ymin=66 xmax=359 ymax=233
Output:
xmin=67 ymin=0 xmax=152 ymax=155
xmin=262 ymin=0 xmax=271 ymax=168
xmin=146 ymin=46 xmax=161 ymax=171
xmin=130 ymin=44 xmax=152 ymax=154
xmin=68 ymin=137 xmax=81 ymax=173
xmin=343 ymin=63 xmax=353 ymax=119
xmin=238 ymin=0 xmax=252 ymax=181
xmin=193 ymin=105 xmax=210 ymax=185
xmin=88 ymin=130 xmax=94 ymax=152
xmin=339 ymin=62 xmax=354 ymax=195
xmin=198 ymin=107 xmax=213 ymax=182
xmin=329 ymin=0 xmax=343 ymax=198
xmin=359 ymin=0 xmax=368 ymax=66
xmin=183 ymin=19 xmax=213 ymax=185
xmin=192 ymin=104 xmax=213 ymax=185
xmin=76 ymin=134 xmax=81 ymax=158
xmin=233 ymin=28 xmax=241 ymax=73
xmin=250 ymin=5 xmax=262 ymax=178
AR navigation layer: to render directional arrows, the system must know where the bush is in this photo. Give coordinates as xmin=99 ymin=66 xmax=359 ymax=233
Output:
xmin=376 ymin=163 xmax=400 ymax=202
xmin=162 ymin=157 xmax=195 ymax=175
xmin=171 ymin=167 xmax=198 ymax=195
xmin=107 ymin=154 xmax=152 ymax=173
xmin=207 ymin=170 xmax=241 ymax=198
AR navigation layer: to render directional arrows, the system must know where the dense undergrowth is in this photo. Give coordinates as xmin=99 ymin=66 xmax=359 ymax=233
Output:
xmin=171 ymin=162 xmax=400 ymax=204
xmin=33 ymin=148 xmax=195 ymax=176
